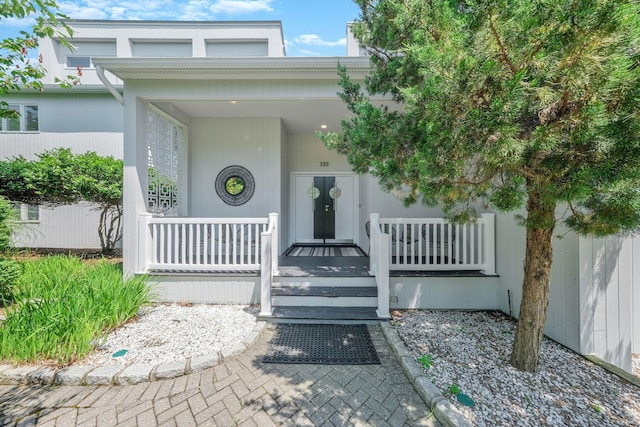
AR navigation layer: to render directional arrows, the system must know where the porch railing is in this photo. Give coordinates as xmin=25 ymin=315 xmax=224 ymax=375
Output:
xmin=369 ymin=213 xmax=390 ymax=319
xmin=379 ymin=213 xmax=496 ymax=274
xmin=140 ymin=215 xmax=275 ymax=272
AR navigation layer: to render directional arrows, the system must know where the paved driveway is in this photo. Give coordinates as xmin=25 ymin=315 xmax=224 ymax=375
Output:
xmin=0 ymin=325 xmax=440 ymax=426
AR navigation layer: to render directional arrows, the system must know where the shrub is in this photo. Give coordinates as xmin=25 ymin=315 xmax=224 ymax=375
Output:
xmin=0 ymin=259 xmax=20 ymax=302
xmin=0 ymin=197 xmax=16 ymax=254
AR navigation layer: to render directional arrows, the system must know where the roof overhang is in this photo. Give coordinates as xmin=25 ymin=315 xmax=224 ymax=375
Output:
xmin=92 ymin=56 xmax=372 ymax=81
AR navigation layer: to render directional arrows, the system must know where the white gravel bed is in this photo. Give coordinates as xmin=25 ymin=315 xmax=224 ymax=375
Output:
xmin=392 ymin=310 xmax=640 ymax=427
xmin=81 ymin=303 xmax=259 ymax=366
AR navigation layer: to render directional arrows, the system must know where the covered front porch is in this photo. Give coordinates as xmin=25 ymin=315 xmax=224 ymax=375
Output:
xmin=136 ymin=213 xmax=499 ymax=321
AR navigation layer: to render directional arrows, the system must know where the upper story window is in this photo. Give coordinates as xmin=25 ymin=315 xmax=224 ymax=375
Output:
xmin=206 ymin=40 xmax=269 ymax=57
xmin=131 ymin=40 xmax=192 ymax=58
xmin=60 ymin=40 xmax=117 ymax=69
xmin=67 ymin=56 xmax=92 ymax=68
xmin=13 ymin=204 xmax=40 ymax=222
xmin=1 ymin=104 xmax=38 ymax=132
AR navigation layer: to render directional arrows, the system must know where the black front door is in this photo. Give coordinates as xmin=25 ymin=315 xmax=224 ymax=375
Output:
xmin=313 ymin=176 xmax=336 ymax=242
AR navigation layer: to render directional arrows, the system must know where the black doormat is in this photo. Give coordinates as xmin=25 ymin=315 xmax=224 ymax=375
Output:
xmin=285 ymin=245 xmax=365 ymax=257
xmin=262 ymin=324 xmax=380 ymax=365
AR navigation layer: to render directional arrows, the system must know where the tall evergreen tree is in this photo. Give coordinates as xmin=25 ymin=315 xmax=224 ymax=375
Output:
xmin=321 ymin=0 xmax=640 ymax=372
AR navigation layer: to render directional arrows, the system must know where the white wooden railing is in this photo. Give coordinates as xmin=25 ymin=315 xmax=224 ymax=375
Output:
xmin=259 ymin=213 xmax=278 ymax=317
xmin=379 ymin=213 xmax=496 ymax=273
xmin=369 ymin=213 xmax=390 ymax=319
xmin=139 ymin=214 xmax=279 ymax=272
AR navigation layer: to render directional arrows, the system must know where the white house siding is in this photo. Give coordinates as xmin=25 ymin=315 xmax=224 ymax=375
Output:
xmin=279 ymin=122 xmax=290 ymax=247
xmin=189 ymin=117 xmax=282 ymax=218
xmin=390 ymin=276 xmax=501 ymax=310
xmin=633 ymin=237 xmax=640 ymax=354
xmin=579 ymin=235 xmax=635 ymax=372
xmin=150 ymin=275 xmax=260 ymax=304
xmin=11 ymin=204 xmax=104 ymax=248
xmin=495 ymin=210 xmax=637 ymax=372
xmin=0 ymin=92 xmax=123 ymax=249
xmin=495 ymin=213 xmax=583 ymax=349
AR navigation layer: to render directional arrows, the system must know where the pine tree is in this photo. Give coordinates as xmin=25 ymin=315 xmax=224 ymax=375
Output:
xmin=322 ymin=0 xmax=640 ymax=372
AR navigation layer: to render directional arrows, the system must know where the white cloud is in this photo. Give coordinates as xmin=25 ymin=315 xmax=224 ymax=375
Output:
xmin=70 ymin=7 xmax=109 ymax=19
xmin=58 ymin=0 xmax=179 ymax=21
xmin=292 ymin=34 xmax=346 ymax=47
xmin=295 ymin=48 xmax=322 ymax=56
xmin=181 ymin=0 xmax=212 ymax=20
xmin=209 ymin=0 xmax=273 ymax=15
xmin=110 ymin=7 xmax=127 ymax=19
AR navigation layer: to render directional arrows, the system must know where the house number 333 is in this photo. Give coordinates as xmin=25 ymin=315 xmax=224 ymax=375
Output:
xmin=320 ymin=161 xmax=329 ymax=167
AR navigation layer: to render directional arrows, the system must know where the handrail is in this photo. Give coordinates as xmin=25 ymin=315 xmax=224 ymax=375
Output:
xmin=369 ymin=213 xmax=390 ymax=319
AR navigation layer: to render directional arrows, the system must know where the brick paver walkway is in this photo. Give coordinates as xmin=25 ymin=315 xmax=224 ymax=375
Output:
xmin=0 ymin=325 xmax=440 ymax=426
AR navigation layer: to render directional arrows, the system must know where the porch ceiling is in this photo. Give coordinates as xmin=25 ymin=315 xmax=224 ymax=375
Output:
xmin=165 ymin=99 xmax=356 ymax=134
xmin=95 ymin=56 xmax=399 ymax=135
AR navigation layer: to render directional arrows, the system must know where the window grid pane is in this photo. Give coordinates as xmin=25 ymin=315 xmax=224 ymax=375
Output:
xmin=147 ymin=109 xmax=182 ymax=216
xmin=26 ymin=205 xmax=39 ymax=221
xmin=25 ymin=105 xmax=38 ymax=131
xmin=67 ymin=56 xmax=91 ymax=68
xmin=7 ymin=105 xmax=20 ymax=131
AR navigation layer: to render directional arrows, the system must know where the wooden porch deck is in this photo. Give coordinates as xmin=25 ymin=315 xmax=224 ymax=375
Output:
xmin=277 ymin=250 xmax=492 ymax=278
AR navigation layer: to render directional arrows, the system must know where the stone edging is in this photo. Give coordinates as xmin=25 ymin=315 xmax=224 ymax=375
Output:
xmin=380 ymin=322 xmax=473 ymax=427
xmin=0 ymin=321 xmax=267 ymax=387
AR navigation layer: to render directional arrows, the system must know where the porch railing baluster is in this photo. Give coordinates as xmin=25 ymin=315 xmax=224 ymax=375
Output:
xmin=379 ymin=214 xmax=496 ymax=272
xmin=144 ymin=215 xmax=272 ymax=272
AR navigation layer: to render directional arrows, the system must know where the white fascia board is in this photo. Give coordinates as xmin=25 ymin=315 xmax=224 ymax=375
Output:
xmin=62 ymin=19 xmax=283 ymax=30
xmin=91 ymin=56 xmax=371 ymax=81
xmin=6 ymin=84 xmax=120 ymax=95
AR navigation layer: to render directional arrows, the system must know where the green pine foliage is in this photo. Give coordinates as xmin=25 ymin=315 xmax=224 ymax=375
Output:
xmin=323 ymin=0 xmax=640 ymax=371
xmin=324 ymin=0 xmax=640 ymax=233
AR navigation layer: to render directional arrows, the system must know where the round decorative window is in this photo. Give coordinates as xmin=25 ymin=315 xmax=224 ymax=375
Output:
xmin=329 ymin=186 xmax=342 ymax=199
xmin=215 ymin=165 xmax=255 ymax=206
xmin=307 ymin=187 xmax=320 ymax=199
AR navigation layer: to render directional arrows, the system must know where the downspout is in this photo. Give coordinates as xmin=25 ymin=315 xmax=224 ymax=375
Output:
xmin=96 ymin=65 xmax=123 ymax=105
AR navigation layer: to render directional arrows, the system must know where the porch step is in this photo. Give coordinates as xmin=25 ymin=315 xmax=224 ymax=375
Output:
xmin=274 ymin=276 xmax=376 ymax=288
xmin=262 ymin=306 xmax=381 ymax=324
xmin=272 ymin=285 xmax=377 ymax=297
xmin=272 ymin=285 xmax=377 ymax=307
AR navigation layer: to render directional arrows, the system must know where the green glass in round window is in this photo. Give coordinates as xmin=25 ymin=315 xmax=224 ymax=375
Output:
xmin=225 ymin=176 xmax=245 ymax=196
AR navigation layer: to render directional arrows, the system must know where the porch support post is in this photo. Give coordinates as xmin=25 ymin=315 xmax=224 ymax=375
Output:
xmin=259 ymin=230 xmax=273 ymax=317
xmin=269 ymin=212 xmax=279 ymax=275
xmin=482 ymin=213 xmax=496 ymax=275
xmin=376 ymin=231 xmax=390 ymax=319
xmin=369 ymin=213 xmax=380 ymax=275
xmin=137 ymin=212 xmax=153 ymax=274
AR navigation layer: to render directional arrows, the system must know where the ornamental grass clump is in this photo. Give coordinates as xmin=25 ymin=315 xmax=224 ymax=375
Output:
xmin=0 ymin=255 xmax=153 ymax=365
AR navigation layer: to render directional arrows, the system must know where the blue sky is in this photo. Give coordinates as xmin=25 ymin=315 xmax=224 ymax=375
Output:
xmin=1 ymin=0 xmax=362 ymax=56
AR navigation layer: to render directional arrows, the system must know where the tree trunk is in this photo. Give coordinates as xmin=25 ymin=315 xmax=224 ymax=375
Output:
xmin=510 ymin=190 xmax=556 ymax=372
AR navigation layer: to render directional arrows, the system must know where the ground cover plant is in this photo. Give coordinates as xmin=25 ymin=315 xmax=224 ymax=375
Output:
xmin=0 ymin=255 xmax=152 ymax=365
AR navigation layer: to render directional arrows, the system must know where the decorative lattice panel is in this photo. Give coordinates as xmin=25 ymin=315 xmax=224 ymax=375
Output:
xmin=147 ymin=110 xmax=183 ymax=216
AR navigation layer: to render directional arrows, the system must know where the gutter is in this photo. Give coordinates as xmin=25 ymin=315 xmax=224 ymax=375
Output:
xmin=96 ymin=65 xmax=123 ymax=105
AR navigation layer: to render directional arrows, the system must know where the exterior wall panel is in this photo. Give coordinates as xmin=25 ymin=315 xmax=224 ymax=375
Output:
xmin=189 ymin=118 xmax=281 ymax=218
xmin=390 ymin=276 xmax=501 ymax=310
